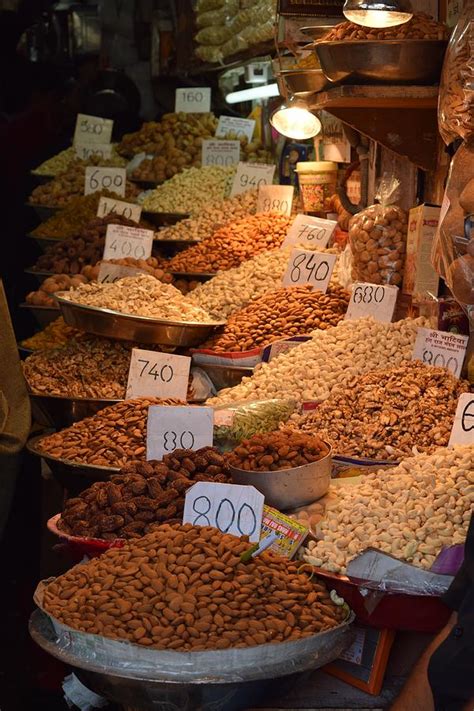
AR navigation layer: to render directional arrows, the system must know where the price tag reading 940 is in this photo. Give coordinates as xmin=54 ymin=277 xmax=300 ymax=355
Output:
xmin=412 ymin=327 xmax=468 ymax=378
xmin=146 ymin=405 xmax=214 ymax=461
xmin=256 ymin=185 xmax=294 ymax=217
xmin=126 ymin=349 xmax=191 ymax=400
xmin=103 ymin=224 xmax=154 ymax=261
xmin=230 ymin=162 xmax=276 ymax=197
xmin=345 ymin=283 xmax=398 ymax=324
xmin=448 ymin=393 xmax=474 ymax=446
xmin=282 ymin=249 xmax=337 ymax=293
xmin=175 ymin=87 xmax=211 ymax=113
xmin=75 ymin=142 xmax=113 ymax=161
xmin=84 ymin=167 xmax=126 ymax=197
xmin=282 ymin=213 xmax=337 ymax=249
xmin=97 ymin=196 xmax=142 ymax=223
xmin=74 ymin=113 xmax=113 ymax=145
xmin=201 ymin=140 xmax=240 ymax=167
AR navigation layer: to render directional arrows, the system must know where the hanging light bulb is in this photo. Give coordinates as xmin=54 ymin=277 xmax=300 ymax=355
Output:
xmin=343 ymin=0 xmax=413 ymax=27
xmin=270 ymin=98 xmax=322 ymax=140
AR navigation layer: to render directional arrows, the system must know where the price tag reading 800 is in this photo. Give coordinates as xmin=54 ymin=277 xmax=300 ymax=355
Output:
xmin=175 ymin=87 xmax=211 ymax=113
xmin=84 ymin=167 xmax=126 ymax=197
xmin=412 ymin=327 xmax=468 ymax=379
xmin=230 ymin=162 xmax=276 ymax=197
xmin=282 ymin=248 xmax=337 ymax=293
xmin=74 ymin=114 xmax=113 ymax=145
xmin=126 ymin=349 xmax=191 ymax=400
xmin=201 ymin=140 xmax=240 ymax=168
xmin=256 ymin=185 xmax=294 ymax=217
xmin=345 ymin=283 xmax=398 ymax=324
xmin=282 ymin=213 xmax=337 ymax=249
xmin=97 ymin=196 xmax=142 ymax=223
xmin=103 ymin=224 xmax=154 ymax=261
xmin=146 ymin=405 xmax=214 ymax=461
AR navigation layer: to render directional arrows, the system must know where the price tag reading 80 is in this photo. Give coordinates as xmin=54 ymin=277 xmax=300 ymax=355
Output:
xmin=282 ymin=213 xmax=337 ymax=249
xmin=97 ymin=196 xmax=142 ymax=223
xmin=74 ymin=114 xmax=113 ymax=145
xmin=126 ymin=348 xmax=191 ymax=400
xmin=345 ymin=282 xmax=399 ymax=324
xmin=282 ymin=248 xmax=337 ymax=293
xmin=412 ymin=327 xmax=469 ymax=379
xmin=84 ymin=167 xmax=126 ymax=197
xmin=230 ymin=162 xmax=276 ymax=197
xmin=146 ymin=405 xmax=214 ymax=461
xmin=256 ymin=185 xmax=294 ymax=217
xmin=103 ymin=223 xmax=154 ymax=261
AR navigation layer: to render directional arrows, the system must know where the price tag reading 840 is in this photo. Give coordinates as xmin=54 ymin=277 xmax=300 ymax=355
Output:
xmin=175 ymin=87 xmax=211 ymax=113
xmin=75 ymin=142 xmax=113 ymax=161
xmin=448 ymin=393 xmax=474 ymax=446
xmin=126 ymin=349 xmax=191 ymax=400
xmin=230 ymin=162 xmax=276 ymax=197
xmin=256 ymin=185 xmax=294 ymax=217
xmin=97 ymin=196 xmax=142 ymax=223
xmin=146 ymin=405 xmax=214 ymax=461
xmin=412 ymin=327 xmax=469 ymax=378
xmin=74 ymin=114 xmax=113 ymax=145
xmin=103 ymin=224 xmax=154 ymax=261
xmin=84 ymin=167 xmax=126 ymax=197
xmin=345 ymin=283 xmax=399 ymax=324
xmin=282 ymin=248 xmax=337 ymax=293
xmin=183 ymin=482 xmax=264 ymax=542
xmin=201 ymin=140 xmax=240 ymax=167
xmin=282 ymin=213 xmax=337 ymax=249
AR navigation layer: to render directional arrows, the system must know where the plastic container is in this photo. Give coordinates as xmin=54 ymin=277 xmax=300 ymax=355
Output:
xmin=296 ymin=161 xmax=337 ymax=214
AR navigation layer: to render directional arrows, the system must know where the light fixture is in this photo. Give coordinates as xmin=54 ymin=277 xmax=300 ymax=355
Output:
xmin=225 ymin=83 xmax=280 ymax=104
xmin=270 ymin=98 xmax=322 ymax=140
xmin=343 ymin=0 xmax=413 ymax=27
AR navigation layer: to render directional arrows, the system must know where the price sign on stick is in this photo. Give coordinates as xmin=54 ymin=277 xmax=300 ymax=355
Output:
xmin=97 ymin=196 xmax=142 ymax=223
xmin=97 ymin=263 xmax=146 ymax=284
xmin=282 ymin=248 xmax=337 ymax=293
xmin=74 ymin=114 xmax=113 ymax=145
xmin=412 ymin=327 xmax=468 ymax=378
xmin=230 ymin=162 xmax=276 ymax=197
xmin=75 ymin=142 xmax=113 ymax=161
xmin=84 ymin=167 xmax=126 ymax=197
xmin=282 ymin=214 xmax=337 ymax=249
xmin=201 ymin=140 xmax=240 ymax=167
xmin=345 ymin=283 xmax=398 ymax=323
xmin=126 ymin=349 xmax=191 ymax=400
xmin=449 ymin=393 xmax=474 ymax=446
xmin=215 ymin=116 xmax=255 ymax=141
xmin=103 ymin=224 xmax=154 ymax=261
xmin=175 ymin=87 xmax=211 ymax=113
xmin=183 ymin=482 xmax=264 ymax=542
xmin=256 ymin=185 xmax=294 ymax=217
xmin=147 ymin=405 xmax=214 ymax=460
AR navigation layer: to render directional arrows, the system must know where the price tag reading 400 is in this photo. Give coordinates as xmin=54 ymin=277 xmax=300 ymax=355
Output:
xmin=97 ymin=196 xmax=142 ymax=223
xmin=74 ymin=114 xmax=113 ymax=145
xmin=412 ymin=327 xmax=468 ymax=379
xmin=282 ymin=213 xmax=337 ymax=249
xmin=345 ymin=283 xmax=399 ymax=324
xmin=175 ymin=87 xmax=211 ymax=113
xmin=256 ymin=185 xmax=294 ymax=217
xmin=146 ymin=405 xmax=214 ymax=461
xmin=230 ymin=162 xmax=276 ymax=197
xmin=201 ymin=140 xmax=240 ymax=167
xmin=282 ymin=249 xmax=337 ymax=293
xmin=126 ymin=349 xmax=191 ymax=400
xmin=84 ymin=167 xmax=126 ymax=197
xmin=103 ymin=224 xmax=154 ymax=261
xmin=448 ymin=393 xmax=474 ymax=446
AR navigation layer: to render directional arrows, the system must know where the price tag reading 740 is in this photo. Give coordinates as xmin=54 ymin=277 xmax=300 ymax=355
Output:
xmin=412 ymin=327 xmax=468 ymax=378
xmin=146 ymin=405 xmax=214 ymax=461
xmin=103 ymin=224 xmax=154 ymax=261
xmin=345 ymin=283 xmax=399 ymax=324
xmin=84 ymin=167 xmax=126 ymax=197
xmin=282 ymin=249 xmax=337 ymax=293
xmin=230 ymin=162 xmax=276 ymax=197
xmin=126 ymin=349 xmax=191 ymax=400
xmin=256 ymin=185 xmax=294 ymax=217
xmin=74 ymin=113 xmax=113 ymax=145
xmin=175 ymin=87 xmax=211 ymax=113
xmin=449 ymin=393 xmax=474 ymax=446
xmin=97 ymin=196 xmax=142 ymax=223
xmin=282 ymin=213 xmax=337 ymax=249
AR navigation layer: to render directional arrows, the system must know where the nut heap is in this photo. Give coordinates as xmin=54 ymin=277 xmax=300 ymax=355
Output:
xmin=117 ymin=113 xmax=218 ymax=158
xmin=32 ymin=146 xmax=126 ymax=176
xmin=228 ymin=429 xmax=330 ymax=471
xmin=59 ymin=447 xmax=230 ymax=540
xmin=291 ymin=360 xmax=470 ymax=460
xmin=320 ymin=13 xmax=447 ymax=40
xmin=26 ymin=274 xmax=89 ymax=307
xmin=43 ymin=523 xmax=346 ymax=650
xmin=200 ymin=285 xmax=349 ymax=352
xmin=20 ymin=318 xmax=80 ymax=352
xmin=31 ymin=193 xmax=120 ymax=239
xmin=303 ymin=445 xmax=474 ymax=573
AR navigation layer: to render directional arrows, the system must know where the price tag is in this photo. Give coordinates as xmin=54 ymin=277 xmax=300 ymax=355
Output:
xmin=345 ymin=283 xmax=398 ymax=324
xmin=126 ymin=349 xmax=190 ymax=400
xmin=175 ymin=87 xmax=211 ymax=113
xmin=256 ymin=185 xmax=294 ymax=217
xmin=183 ymin=482 xmax=264 ymax=543
xmin=282 ymin=249 xmax=337 ymax=293
xmin=97 ymin=263 xmax=147 ymax=283
xmin=448 ymin=393 xmax=474 ymax=446
xmin=84 ymin=167 xmax=126 ymax=197
xmin=201 ymin=140 xmax=240 ymax=167
xmin=412 ymin=327 xmax=468 ymax=378
xmin=146 ymin=405 xmax=214 ymax=461
xmin=97 ymin=196 xmax=142 ymax=223
xmin=75 ymin=142 xmax=113 ymax=161
xmin=103 ymin=224 xmax=154 ymax=261
xmin=282 ymin=213 xmax=337 ymax=249
xmin=230 ymin=162 xmax=276 ymax=197
xmin=215 ymin=116 xmax=255 ymax=142
xmin=74 ymin=113 xmax=113 ymax=145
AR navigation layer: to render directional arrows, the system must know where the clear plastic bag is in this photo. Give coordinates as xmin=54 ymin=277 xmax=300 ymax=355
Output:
xmin=196 ymin=0 xmax=238 ymax=28
xmin=213 ymin=399 xmax=297 ymax=450
xmin=196 ymin=0 xmax=225 ymax=12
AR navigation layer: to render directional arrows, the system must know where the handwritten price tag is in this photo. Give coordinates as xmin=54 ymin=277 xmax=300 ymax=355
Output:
xmin=412 ymin=327 xmax=468 ymax=378
xmin=449 ymin=393 xmax=474 ymax=446
xmin=183 ymin=482 xmax=264 ymax=542
xmin=75 ymin=142 xmax=113 ymax=161
xmin=97 ymin=263 xmax=146 ymax=283
xmin=146 ymin=405 xmax=214 ymax=461
xmin=74 ymin=114 xmax=113 ymax=145
xmin=175 ymin=87 xmax=211 ymax=113
xmin=201 ymin=140 xmax=240 ymax=167
xmin=84 ymin=167 xmax=126 ymax=197
xmin=256 ymin=185 xmax=294 ymax=217
xmin=230 ymin=162 xmax=276 ymax=197
xmin=97 ymin=196 xmax=141 ymax=223
xmin=345 ymin=283 xmax=398 ymax=323
xmin=282 ymin=249 xmax=337 ymax=293
xmin=215 ymin=116 xmax=255 ymax=141
xmin=282 ymin=214 xmax=337 ymax=249
xmin=126 ymin=349 xmax=190 ymax=400
xmin=103 ymin=224 xmax=154 ymax=261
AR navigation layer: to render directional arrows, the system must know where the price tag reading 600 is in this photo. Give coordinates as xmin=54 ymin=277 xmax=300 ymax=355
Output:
xmin=282 ymin=249 xmax=337 ymax=293
xmin=84 ymin=167 xmax=126 ymax=197
xmin=146 ymin=405 xmax=214 ymax=461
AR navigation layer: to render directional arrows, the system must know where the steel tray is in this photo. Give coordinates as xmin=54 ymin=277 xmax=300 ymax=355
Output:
xmin=279 ymin=69 xmax=330 ymax=97
xmin=26 ymin=202 xmax=60 ymax=220
xmin=20 ymin=302 xmax=59 ymax=328
xmin=29 ymin=393 xmax=120 ymax=430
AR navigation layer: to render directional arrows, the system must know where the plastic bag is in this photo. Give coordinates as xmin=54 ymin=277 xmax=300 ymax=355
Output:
xmin=196 ymin=0 xmax=238 ymax=28
xmin=195 ymin=24 xmax=233 ymax=46
xmin=196 ymin=0 xmax=225 ymax=12
xmin=438 ymin=0 xmax=474 ymax=146
xmin=213 ymin=399 xmax=297 ymax=450
xmin=348 ymin=175 xmax=408 ymax=286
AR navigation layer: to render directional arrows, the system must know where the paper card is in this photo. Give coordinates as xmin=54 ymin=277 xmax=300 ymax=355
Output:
xmin=345 ymin=283 xmax=398 ymax=324
xmin=282 ymin=214 xmax=337 ymax=249
xmin=175 ymin=87 xmax=211 ymax=113
xmin=201 ymin=140 xmax=240 ymax=167
xmin=126 ymin=349 xmax=190 ymax=400
xmin=215 ymin=116 xmax=255 ymax=142
xmin=146 ymin=405 xmax=213 ymax=461
xmin=103 ymin=224 xmax=154 ymax=261
xmin=183 ymin=482 xmax=264 ymax=542
xmin=256 ymin=185 xmax=294 ymax=217
xmin=74 ymin=114 xmax=113 ymax=145
xmin=282 ymin=248 xmax=337 ymax=293
xmin=261 ymin=336 xmax=310 ymax=363
xmin=74 ymin=142 xmax=113 ymax=161
xmin=84 ymin=167 xmax=126 ymax=197
xmin=97 ymin=196 xmax=142 ymax=223
xmin=411 ymin=327 xmax=469 ymax=378
xmin=230 ymin=162 xmax=276 ymax=197
xmin=97 ymin=263 xmax=147 ymax=283
xmin=260 ymin=505 xmax=308 ymax=558
xmin=448 ymin=393 xmax=474 ymax=446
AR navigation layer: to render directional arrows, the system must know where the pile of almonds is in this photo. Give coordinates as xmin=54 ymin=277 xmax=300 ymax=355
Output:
xmin=320 ymin=12 xmax=447 ymax=41
xmin=228 ymin=429 xmax=330 ymax=471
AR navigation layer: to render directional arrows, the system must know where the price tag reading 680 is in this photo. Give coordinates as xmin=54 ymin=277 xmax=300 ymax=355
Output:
xmin=345 ymin=282 xmax=398 ymax=323
xmin=146 ymin=405 xmax=214 ymax=461
xmin=282 ymin=248 xmax=337 ymax=293
xmin=230 ymin=162 xmax=276 ymax=197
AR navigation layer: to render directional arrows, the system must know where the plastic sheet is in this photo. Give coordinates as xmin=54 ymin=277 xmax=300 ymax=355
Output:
xmin=213 ymin=399 xmax=297 ymax=450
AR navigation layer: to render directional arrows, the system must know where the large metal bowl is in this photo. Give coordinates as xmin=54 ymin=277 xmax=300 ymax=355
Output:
xmin=19 ymin=302 xmax=59 ymax=328
xmin=197 ymin=363 xmax=254 ymax=390
xmin=29 ymin=393 xmax=120 ymax=430
xmin=279 ymin=69 xmax=330 ymax=97
xmin=315 ymin=40 xmax=448 ymax=85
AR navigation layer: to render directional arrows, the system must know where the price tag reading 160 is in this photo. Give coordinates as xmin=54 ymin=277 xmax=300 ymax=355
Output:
xmin=97 ymin=196 xmax=142 ymax=223
xmin=146 ymin=405 xmax=214 ymax=461
xmin=175 ymin=88 xmax=211 ymax=113
xmin=282 ymin=248 xmax=337 ymax=293
xmin=126 ymin=348 xmax=191 ymax=400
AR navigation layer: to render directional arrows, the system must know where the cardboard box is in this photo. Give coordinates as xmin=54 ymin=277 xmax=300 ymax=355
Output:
xmin=403 ymin=203 xmax=441 ymax=301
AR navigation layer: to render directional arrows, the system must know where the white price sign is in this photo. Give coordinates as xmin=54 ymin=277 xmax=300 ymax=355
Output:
xmin=201 ymin=140 xmax=240 ymax=167
xmin=183 ymin=482 xmax=264 ymax=543
xmin=215 ymin=116 xmax=255 ymax=142
xmin=84 ymin=167 xmax=126 ymax=197
xmin=97 ymin=196 xmax=142 ymax=223
xmin=345 ymin=283 xmax=398 ymax=323
xmin=256 ymin=185 xmax=294 ymax=217
xmin=230 ymin=162 xmax=276 ymax=197
xmin=146 ymin=405 xmax=214 ymax=460
xmin=175 ymin=87 xmax=211 ymax=113
xmin=449 ymin=393 xmax=474 ymax=446
xmin=97 ymin=263 xmax=146 ymax=283
xmin=282 ymin=214 xmax=337 ymax=249
xmin=75 ymin=142 xmax=113 ymax=161
xmin=282 ymin=249 xmax=337 ymax=293
xmin=74 ymin=114 xmax=113 ymax=145
xmin=103 ymin=223 xmax=154 ymax=261
xmin=126 ymin=349 xmax=190 ymax=400
xmin=412 ymin=327 xmax=468 ymax=378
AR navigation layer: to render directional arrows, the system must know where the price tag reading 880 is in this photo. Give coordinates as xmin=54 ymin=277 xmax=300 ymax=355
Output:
xmin=282 ymin=248 xmax=337 ymax=293
xmin=345 ymin=282 xmax=398 ymax=323
xmin=103 ymin=223 xmax=154 ymax=261
xmin=256 ymin=185 xmax=294 ymax=217
xmin=74 ymin=114 xmax=113 ymax=145
xmin=230 ymin=162 xmax=276 ymax=197
xmin=126 ymin=348 xmax=191 ymax=400
xmin=84 ymin=167 xmax=126 ymax=197
xmin=146 ymin=405 xmax=214 ymax=461
xmin=412 ymin=327 xmax=469 ymax=378
xmin=282 ymin=213 xmax=337 ymax=249
xmin=97 ymin=196 xmax=142 ymax=223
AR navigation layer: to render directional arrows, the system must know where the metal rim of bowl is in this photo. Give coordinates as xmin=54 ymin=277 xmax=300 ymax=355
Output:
xmin=315 ymin=38 xmax=448 ymax=46
xmin=27 ymin=433 xmax=121 ymax=474
xmin=229 ymin=441 xmax=332 ymax=477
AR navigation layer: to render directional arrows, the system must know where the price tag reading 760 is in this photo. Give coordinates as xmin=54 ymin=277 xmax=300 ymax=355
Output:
xmin=126 ymin=349 xmax=191 ymax=400
xmin=103 ymin=223 xmax=154 ymax=261
xmin=282 ymin=249 xmax=337 ymax=293
xmin=230 ymin=162 xmax=276 ymax=197
xmin=282 ymin=213 xmax=337 ymax=249
xmin=448 ymin=394 xmax=474 ymax=446
xmin=146 ymin=405 xmax=214 ymax=461
xmin=84 ymin=167 xmax=126 ymax=197
xmin=74 ymin=114 xmax=113 ymax=145
xmin=345 ymin=283 xmax=399 ymax=323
